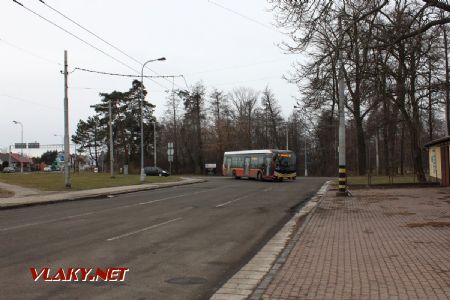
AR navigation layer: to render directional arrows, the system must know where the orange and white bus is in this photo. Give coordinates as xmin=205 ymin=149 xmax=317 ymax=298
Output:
xmin=222 ymin=150 xmax=297 ymax=181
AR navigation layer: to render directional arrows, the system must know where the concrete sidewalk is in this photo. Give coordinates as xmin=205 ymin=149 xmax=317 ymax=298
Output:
xmin=0 ymin=177 xmax=206 ymax=209
xmin=258 ymin=187 xmax=450 ymax=300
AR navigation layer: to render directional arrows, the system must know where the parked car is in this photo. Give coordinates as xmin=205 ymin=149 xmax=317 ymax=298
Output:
xmin=51 ymin=165 xmax=61 ymax=171
xmin=2 ymin=166 xmax=15 ymax=173
xmin=144 ymin=166 xmax=170 ymax=177
xmin=43 ymin=166 xmax=52 ymax=172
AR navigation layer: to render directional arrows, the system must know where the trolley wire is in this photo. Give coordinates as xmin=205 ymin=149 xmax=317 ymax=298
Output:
xmin=73 ymin=67 xmax=189 ymax=89
xmin=207 ymin=0 xmax=279 ymax=33
xmin=11 ymin=0 xmax=169 ymax=90
xmin=36 ymin=0 xmax=184 ymax=90
xmin=0 ymin=36 xmax=61 ymax=66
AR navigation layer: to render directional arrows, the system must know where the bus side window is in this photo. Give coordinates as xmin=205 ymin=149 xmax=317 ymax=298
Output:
xmin=258 ymin=155 xmax=264 ymax=169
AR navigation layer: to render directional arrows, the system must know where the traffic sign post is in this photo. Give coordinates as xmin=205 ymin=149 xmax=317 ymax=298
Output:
xmin=168 ymin=142 xmax=174 ymax=174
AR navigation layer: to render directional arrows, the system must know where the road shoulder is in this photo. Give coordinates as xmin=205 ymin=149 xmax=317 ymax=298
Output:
xmin=0 ymin=177 xmax=206 ymax=209
xmin=210 ymin=181 xmax=331 ymax=300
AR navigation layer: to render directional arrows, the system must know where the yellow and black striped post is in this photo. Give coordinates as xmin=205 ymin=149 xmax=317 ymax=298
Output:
xmin=337 ymin=165 xmax=347 ymax=196
xmin=336 ymin=17 xmax=347 ymax=197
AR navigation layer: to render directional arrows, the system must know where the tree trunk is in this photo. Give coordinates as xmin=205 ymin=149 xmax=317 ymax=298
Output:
xmin=355 ymin=117 xmax=366 ymax=175
xmin=428 ymin=61 xmax=433 ymax=141
xmin=195 ymin=94 xmax=204 ymax=174
xmin=444 ymin=25 xmax=450 ymax=135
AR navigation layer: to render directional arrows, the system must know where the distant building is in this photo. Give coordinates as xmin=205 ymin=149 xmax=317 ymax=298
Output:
xmin=0 ymin=152 xmax=33 ymax=171
xmin=424 ymin=136 xmax=450 ymax=187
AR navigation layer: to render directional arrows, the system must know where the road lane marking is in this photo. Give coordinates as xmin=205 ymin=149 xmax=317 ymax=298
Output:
xmin=0 ymin=211 xmax=95 ymax=231
xmin=215 ymin=195 xmax=249 ymax=208
xmin=106 ymin=218 xmax=182 ymax=241
xmin=0 ymin=186 xmax=224 ymax=232
xmin=138 ymin=194 xmax=187 ymax=205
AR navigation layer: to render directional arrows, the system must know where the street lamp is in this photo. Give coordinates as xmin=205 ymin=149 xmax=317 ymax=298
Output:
xmin=140 ymin=57 xmax=166 ymax=183
xmin=12 ymin=120 xmax=24 ymax=173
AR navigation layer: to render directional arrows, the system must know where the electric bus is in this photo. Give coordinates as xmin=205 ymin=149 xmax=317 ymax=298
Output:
xmin=223 ymin=149 xmax=296 ymax=181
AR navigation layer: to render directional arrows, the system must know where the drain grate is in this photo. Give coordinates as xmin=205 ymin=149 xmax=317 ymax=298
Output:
xmin=166 ymin=276 xmax=207 ymax=285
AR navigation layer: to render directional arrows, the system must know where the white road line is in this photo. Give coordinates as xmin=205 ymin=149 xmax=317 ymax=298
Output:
xmin=0 ymin=211 xmax=95 ymax=231
xmin=106 ymin=218 xmax=182 ymax=241
xmin=215 ymin=195 xmax=249 ymax=208
xmin=138 ymin=194 xmax=187 ymax=205
xmin=0 ymin=187 xmax=222 ymax=232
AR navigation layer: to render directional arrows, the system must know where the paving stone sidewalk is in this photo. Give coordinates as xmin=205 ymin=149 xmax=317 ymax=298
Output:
xmin=261 ymin=187 xmax=450 ymax=300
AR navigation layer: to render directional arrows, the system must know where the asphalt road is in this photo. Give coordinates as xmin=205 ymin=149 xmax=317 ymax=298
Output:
xmin=0 ymin=176 xmax=326 ymax=300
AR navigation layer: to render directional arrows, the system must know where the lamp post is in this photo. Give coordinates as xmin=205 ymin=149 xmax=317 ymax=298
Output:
xmin=140 ymin=57 xmax=166 ymax=183
xmin=153 ymin=121 xmax=157 ymax=167
xmin=13 ymin=120 xmax=23 ymax=173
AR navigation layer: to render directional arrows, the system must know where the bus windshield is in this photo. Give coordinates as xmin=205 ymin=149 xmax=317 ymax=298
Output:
xmin=275 ymin=153 xmax=296 ymax=172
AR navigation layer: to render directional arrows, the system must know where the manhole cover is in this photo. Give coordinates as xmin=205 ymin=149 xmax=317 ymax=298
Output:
xmin=166 ymin=276 xmax=207 ymax=285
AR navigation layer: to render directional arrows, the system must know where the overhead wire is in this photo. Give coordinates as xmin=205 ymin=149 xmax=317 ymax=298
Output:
xmin=36 ymin=0 xmax=185 ymax=90
xmin=186 ymin=57 xmax=293 ymax=76
xmin=0 ymin=37 xmax=61 ymax=66
xmin=0 ymin=93 xmax=61 ymax=111
xmin=11 ymin=0 xmax=169 ymax=90
xmin=74 ymin=67 xmax=185 ymax=80
xmin=207 ymin=0 xmax=279 ymax=33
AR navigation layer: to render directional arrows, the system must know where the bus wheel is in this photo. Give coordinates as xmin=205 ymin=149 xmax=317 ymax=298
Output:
xmin=233 ymin=171 xmax=240 ymax=179
xmin=257 ymin=172 xmax=262 ymax=181
xmin=293 ymin=176 xmax=296 ymax=180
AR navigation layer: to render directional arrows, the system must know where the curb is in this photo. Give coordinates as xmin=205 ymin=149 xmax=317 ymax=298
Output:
xmin=0 ymin=178 xmax=207 ymax=210
xmin=210 ymin=181 xmax=331 ymax=300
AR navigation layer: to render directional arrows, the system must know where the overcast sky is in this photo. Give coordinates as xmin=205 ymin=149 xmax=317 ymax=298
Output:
xmin=0 ymin=0 xmax=302 ymax=154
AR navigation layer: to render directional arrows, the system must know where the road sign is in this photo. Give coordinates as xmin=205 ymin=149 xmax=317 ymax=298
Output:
xmin=168 ymin=142 xmax=174 ymax=162
xmin=28 ymin=142 xmax=40 ymax=149
xmin=14 ymin=143 xmax=26 ymax=149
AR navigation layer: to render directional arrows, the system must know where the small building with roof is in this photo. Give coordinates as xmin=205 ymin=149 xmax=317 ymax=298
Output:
xmin=0 ymin=152 xmax=33 ymax=171
xmin=424 ymin=136 xmax=450 ymax=187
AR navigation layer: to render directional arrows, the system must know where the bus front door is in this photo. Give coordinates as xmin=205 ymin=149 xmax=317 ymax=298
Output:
xmin=244 ymin=157 xmax=250 ymax=176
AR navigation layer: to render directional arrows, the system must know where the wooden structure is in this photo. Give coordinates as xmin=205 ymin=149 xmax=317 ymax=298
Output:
xmin=425 ymin=136 xmax=450 ymax=186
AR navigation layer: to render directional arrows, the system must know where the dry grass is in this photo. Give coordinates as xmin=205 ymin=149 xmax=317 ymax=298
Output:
xmin=0 ymin=172 xmax=181 ymax=191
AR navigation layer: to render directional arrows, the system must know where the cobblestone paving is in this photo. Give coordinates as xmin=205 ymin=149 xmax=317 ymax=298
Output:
xmin=262 ymin=187 xmax=450 ymax=300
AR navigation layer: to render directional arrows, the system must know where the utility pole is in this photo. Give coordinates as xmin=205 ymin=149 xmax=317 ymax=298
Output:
xmin=286 ymin=124 xmax=289 ymax=150
xmin=13 ymin=121 xmax=24 ymax=173
xmin=304 ymin=136 xmax=308 ymax=177
xmin=172 ymin=77 xmax=177 ymax=174
xmin=109 ymin=99 xmax=114 ymax=178
xmin=64 ymin=50 xmax=71 ymax=188
xmin=337 ymin=13 xmax=347 ymax=196
xmin=153 ymin=121 xmax=157 ymax=167
xmin=140 ymin=57 xmax=166 ymax=184
xmin=375 ymin=131 xmax=380 ymax=176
